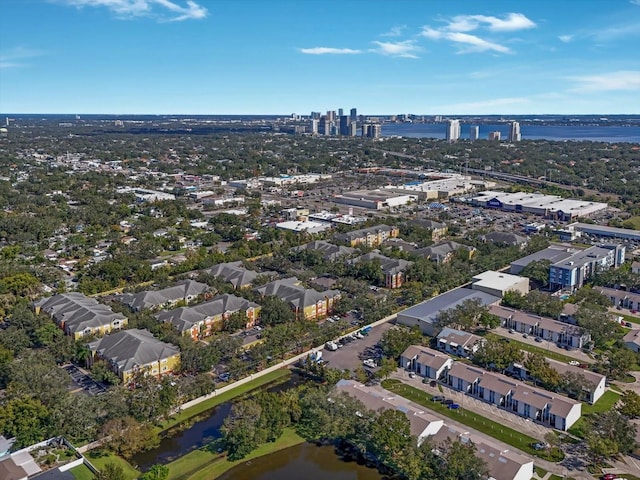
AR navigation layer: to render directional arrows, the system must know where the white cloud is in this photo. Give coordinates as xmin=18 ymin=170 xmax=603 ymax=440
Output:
xmin=299 ymin=47 xmax=362 ymax=55
xmin=380 ymin=25 xmax=406 ymax=37
xmin=54 ymin=0 xmax=207 ymax=21
xmin=631 ymin=0 xmax=640 ymax=5
xmin=0 ymin=47 xmax=44 ymax=70
xmin=558 ymin=35 xmax=574 ymax=43
xmin=370 ymin=40 xmax=421 ymax=58
xmin=420 ymin=28 xmax=510 ymax=54
xmin=420 ymin=12 xmax=531 ymax=54
xmin=569 ymin=71 xmax=640 ymax=92
xmin=446 ymin=13 xmax=536 ymax=32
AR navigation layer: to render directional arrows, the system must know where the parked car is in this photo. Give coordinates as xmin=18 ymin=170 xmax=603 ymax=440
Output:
xmin=508 ymin=329 xmax=515 ymax=334
xmin=535 ymin=337 xmax=543 ymax=343
xmin=532 ymin=442 xmax=549 ymax=450
xmin=625 ymin=322 xmax=633 ymax=328
xmin=448 ymin=403 xmax=460 ymax=410
xmin=409 ymin=372 xmax=416 ymax=378
xmin=443 ymin=399 xmax=454 ymax=405
xmin=431 ymin=396 xmax=445 ymax=402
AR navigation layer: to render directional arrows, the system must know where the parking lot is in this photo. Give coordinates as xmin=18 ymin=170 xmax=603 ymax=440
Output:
xmin=322 ymin=321 xmax=394 ymax=371
xmin=63 ymin=364 xmax=106 ymax=396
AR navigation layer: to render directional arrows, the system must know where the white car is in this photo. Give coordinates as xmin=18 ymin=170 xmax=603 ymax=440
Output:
xmin=568 ymin=360 xmax=580 ymax=366
xmin=363 ymin=359 xmax=377 ymax=368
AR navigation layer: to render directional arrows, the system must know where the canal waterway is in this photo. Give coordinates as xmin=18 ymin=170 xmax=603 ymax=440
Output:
xmin=217 ymin=443 xmax=387 ymax=480
xmin=131 ymin=373 xmax=300 ymax=471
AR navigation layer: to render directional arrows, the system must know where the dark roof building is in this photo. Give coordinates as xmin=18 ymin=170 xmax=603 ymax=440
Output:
xmin=120 ymin=280 xmax=210 ymax=311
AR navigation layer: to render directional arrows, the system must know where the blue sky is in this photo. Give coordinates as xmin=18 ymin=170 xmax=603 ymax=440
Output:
xmin=1 ymin=0 xmax=639 ymax=115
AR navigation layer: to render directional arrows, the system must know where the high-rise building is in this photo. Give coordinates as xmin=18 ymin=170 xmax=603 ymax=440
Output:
xmin=469 ymin=126 xmax=479 ymax=141
xmin=362 ymin=124 xmax=381 ymax=138
xmin=338 ymin=108 xmax=344 ymax=117
xmin=310 ymin=119 xmax=319 ymax=135
xmin=509 ymin=121 xmax=521 ymax=142
xmin=445 ymin=120 xmax=461 ymax=142
xmin=348 ymin=121 xmax=357 ymax=137
xmin=326 ymin=110 xmax=336 ymax=122
xmin=350 ymin=108 xmax=357 ymax=122
xmin=339 ymin=115 xmax=349 ymax=136
xmin=320 ymin=117 xmax=331 ymax=136
xmin=489 ymin=131 xmax=501 ymax=141
xmin=311 ymin=111 xmax=321 ymax=120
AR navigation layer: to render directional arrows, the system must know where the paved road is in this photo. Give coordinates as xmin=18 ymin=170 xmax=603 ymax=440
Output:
xmin=492 ymin=326 xmax=596 ymax=364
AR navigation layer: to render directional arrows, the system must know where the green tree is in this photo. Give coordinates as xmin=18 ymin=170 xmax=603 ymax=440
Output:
xmin=585 ymin=410 xmax=637 ymax=462
xmin=472 ymin=336 xmax=523 ymax=372
xmin=437 ymin=438 xmax=489 ymax=480
xmin=140 ymin=465 xmax=169 ymax=480
xmin=376 ymin=356 xmax=398 ymax=380
xmin=101 ymin=416 xmax=160 ymax=458
xmin=369 ymin=409 xmax=413 ymax=467
xmin=0 ymin=396 xmax=50 ymax=448
xmin=575 ymin=307 xmax=617 ymax=348
xmin=524 ymin=353 xmax=562 ymax=391
xmin=379 ymin=326 xmax=423 ymax=359
xmin=259 ymin=296 xmax=296 ymax=326
xmin=93 ymin=462 xmax=126 ymax=480
xmin=619 ymin=391 xmax=640 ymax=419
xmin=221 ymin=398 xmax=262 ymax=460
xmin=520 ymin=260 xmax=551 ymax=288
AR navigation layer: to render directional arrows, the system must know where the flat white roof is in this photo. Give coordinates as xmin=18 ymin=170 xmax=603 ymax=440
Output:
xmin=472 ymin=270 xmax=528 ymax=291
xmin=275 ymin=221 xmax=331 ymax=232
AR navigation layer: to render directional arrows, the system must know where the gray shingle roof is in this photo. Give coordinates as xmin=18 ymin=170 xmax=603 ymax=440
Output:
xmin=155 ymin=294 xmax=259 ymax=333
xmin=204 ymin=261 xmax=273 ymax=288
xmin=291 ymin=240 xmax=357 ymax=260
xmin=120 ymin=280 xmax=209 ymax=311
xmin=88 ymin=328 xmax=179 ymax=374
xmin=254 ymin=277 xmax=340 ymax=309
xmin=34 ymin=292 xmax=127 ymax=335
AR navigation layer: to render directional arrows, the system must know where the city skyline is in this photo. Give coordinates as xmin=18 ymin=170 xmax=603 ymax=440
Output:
xmin=1 ymin=0 xmax=639 ymax=115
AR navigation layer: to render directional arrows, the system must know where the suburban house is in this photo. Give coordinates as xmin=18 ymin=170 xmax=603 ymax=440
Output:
xmin=400 ymin=345 xmax=453 ymax=379
xmin=119 ymin=280 xmax=210 ymax=311
xmin=413 ymin=241 xmax=476 ymax=264
xmin=334 ymin=380 xmax=444 ymax=445
xmin=489 ymin=305 xmax=590 ymax=349
xmin=471 ymin=271 xmax=530 ymax=298
xmin=155 ymin=294 xmax=261 ymax=340
xmin=479 ymin=231 xmax=528 ymax=248
xmin=508 ymin=355 xmax=606 ymax=404
xmin=623 ymin=330 xmax=640 ymax=353
xmin=446 ymin=362 xmax=582 ymax=431
xmin=335 ymin=380 xmax=533 ymax=480
xmin=436 ymin=327 xmax=484 ymax=358
xmin=87 ymin=328 xmax=180 ymax=383
xmin=291 ymin=240 xmax=357 ymax=261
xmin=548 ymin=244 xmax=625 ymax=292
xmin=203 ymin=261 xmax=275 ymax=289
xmin=595 ymin=286 xmax=640 ymax=311
xmin=333 ymin=224 xmax=399 ymax=248
xmin=254 ymin=277 xmax=341 ymax=320
xmin=348 ymin=251 xmax=413 ymax=289
xmin=409 ymin=218 xmax=448 ymax=241
xmin=33 ymin=292 xmax=128 ymax=340
xmin=397 ymin=287 xmax=501 ymax=336
xmin=428 ymin=425 xmax=534 ymax=480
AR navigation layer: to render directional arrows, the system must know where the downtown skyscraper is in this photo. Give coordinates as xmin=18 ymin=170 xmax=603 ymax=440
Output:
xmin=445 ymin=119 xmax=460 ymax=142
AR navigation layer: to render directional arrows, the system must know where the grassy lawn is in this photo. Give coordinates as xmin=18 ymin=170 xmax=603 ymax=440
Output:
xmin=535 ymin=466 xmax=548 ymax=477
xmin=165 ymin=427 xmax=304 ymax=480
xmin=159 ymin=369 xmax=290 ymax=432
xmin=623 ymin=217 xmax=640 ymax=230
xmin=70 ymin=463 xmax=95 ymax=480
xmin=568 ymin=390 xmax=621 ymax=437
xmin=381 ymin=380 xmax=562 ymax=460
xmin=581 ymin=390 xmax=621 ymax=415
xmin=617 ymin=313 xmax=640 ymax=325
xmin=85 ymin=451 xmax=140 ymax=480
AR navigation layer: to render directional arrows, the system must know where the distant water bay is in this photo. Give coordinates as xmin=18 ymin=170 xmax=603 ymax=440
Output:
xmin=382 ymin=123 xmax=640 ymax=143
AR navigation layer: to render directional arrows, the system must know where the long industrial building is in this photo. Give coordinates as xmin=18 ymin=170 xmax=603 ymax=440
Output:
xmin=470 ymin=191 xmax=607 ymax=220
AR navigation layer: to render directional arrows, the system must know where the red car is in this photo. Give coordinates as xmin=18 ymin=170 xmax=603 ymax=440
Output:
xmin=602 ymin=474 xmax=617 ymax=480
